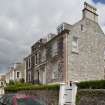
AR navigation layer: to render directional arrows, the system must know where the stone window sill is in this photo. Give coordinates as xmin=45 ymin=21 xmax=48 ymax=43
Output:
xmin=71 ymin=50 xmax=79 ymax=54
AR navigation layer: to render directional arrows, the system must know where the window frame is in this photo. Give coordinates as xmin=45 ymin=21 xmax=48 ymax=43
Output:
xmin=16 ymin=71 xmax=21 ymax=79
xmin=52 ymin=63 xmax=58 ymax=79
xmin=72 ymin=36 xmax=79 ymax=53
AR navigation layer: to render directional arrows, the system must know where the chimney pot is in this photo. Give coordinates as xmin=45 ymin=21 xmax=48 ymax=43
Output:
xmin=83 ymin=2 xmax=98 ymax=22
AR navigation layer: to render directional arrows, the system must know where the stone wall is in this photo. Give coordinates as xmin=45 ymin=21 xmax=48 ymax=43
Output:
xmin=6 ymin=88 xmax=105 ymax=105
xmin=68 ymin=18 xmax=105 ymax=82
xmin=77 ymin=89 xmax=105 ymax=105
xmin=18 ymin=90 xmax=59 ymax=105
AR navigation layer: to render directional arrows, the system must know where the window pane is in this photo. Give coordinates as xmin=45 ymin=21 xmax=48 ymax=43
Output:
xmin=17 ymin=72 xmax=20 ymax=78
xmin=72 ymin=36 xmax=78 ymax=52
xmin=52 ymin=63 xmax=58 ymax=79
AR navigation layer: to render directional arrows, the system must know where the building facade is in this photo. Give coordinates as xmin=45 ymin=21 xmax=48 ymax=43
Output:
xmin=5 ymin=62 xmax=25 ymax=83
xmin=67 ymin=2 xmax=105 ymax=82
xmin=0 ymin=75 xmax=6 ymax=87
xmin=25 ymin=2 xmax=105 ymax=84
xmin=25 ymin=27 xmax=71 ymax=84
xmin=25 ymin=39 xmax=47 ymax=84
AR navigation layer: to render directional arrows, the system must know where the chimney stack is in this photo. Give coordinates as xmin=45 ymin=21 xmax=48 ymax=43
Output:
xmin=82 ymin=2 xmax=98 ymax=22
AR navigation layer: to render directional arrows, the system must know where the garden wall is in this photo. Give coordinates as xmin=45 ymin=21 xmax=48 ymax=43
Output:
xmin=5 ymin=84 xmax=60 ymax=105
xmin=17 ymin=89 xmax=105 ymax=105
xmin=76 ymin=89 xmax=105 ymax=105
xmin=5 ymin=80 xmax=105 ymax=105
xmin=18 ymin=90 xmax=59 ymax=105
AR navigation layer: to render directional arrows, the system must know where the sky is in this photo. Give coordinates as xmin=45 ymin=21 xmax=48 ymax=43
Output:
xmin=93 ymin=0 xmax=105 ymax=4
xmin=0 ymin=0 xmax=105 ymax=74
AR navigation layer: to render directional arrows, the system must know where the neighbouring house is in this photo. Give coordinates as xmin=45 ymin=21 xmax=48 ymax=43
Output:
xmin=0 ymin=75 xmax=6 ymax=87
xmin=5 ymin=62 xmax=25 ymax=83
xmin=24 ymin=54 xmax=32 ymax=83
xmin=24 ymin=30 xmax=70 ymax=84
xmin=24 ymin=38 xmax=47 ymax=84
xmin=24 ymin=2 xmax=105 ymax=84
xmin=0 ymin=75 xmax=5 ymax=95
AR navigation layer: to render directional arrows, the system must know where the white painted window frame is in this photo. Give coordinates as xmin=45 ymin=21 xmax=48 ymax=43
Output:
xmin=16 ymin=71 xmax=21 ymax=79
xmin=72 ymin=36 xmax=79 ymax=53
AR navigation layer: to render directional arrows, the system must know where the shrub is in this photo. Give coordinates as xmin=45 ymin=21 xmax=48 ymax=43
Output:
xmin=5 ymin=84 xmax=60 ymax=92
xmin=19 ymin=78 xmax=25 ymax=83
xmin=77 ymin=80 xmax=105 ymax=89
xmin=9 ymin=80 xmax=15 ymax=85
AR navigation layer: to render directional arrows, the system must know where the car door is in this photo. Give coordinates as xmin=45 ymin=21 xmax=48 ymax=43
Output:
xmin=0 ymin=96 xmax=4 ymax=105
xmin=0 ymin=95 xmax=13 ymax=105
xmin=6 ymin=96 xmax=13 ymax=105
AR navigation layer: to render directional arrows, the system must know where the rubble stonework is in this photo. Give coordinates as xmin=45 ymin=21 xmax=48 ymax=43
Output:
xmin=24 ymin=2 xmax=105 ymax=84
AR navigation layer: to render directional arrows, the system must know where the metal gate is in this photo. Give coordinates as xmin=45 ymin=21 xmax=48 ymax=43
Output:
xmin=59 ymin=82 xmax=77 ymax=105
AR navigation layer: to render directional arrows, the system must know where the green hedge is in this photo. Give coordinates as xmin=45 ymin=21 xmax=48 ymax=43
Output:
xmin=5 ymin=83 xmax=60 ymax=92
xmin=77 ymin=80 xmax=105 ymax=89
xmin=6 ymin=80 xmax=105 ymax=92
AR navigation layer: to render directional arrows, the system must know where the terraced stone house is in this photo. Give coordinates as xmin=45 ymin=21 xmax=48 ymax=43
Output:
xmin=24 ymin=2 xmax=105 ymax=84
xmin=5 ymin=62 xmax=25 ymax=83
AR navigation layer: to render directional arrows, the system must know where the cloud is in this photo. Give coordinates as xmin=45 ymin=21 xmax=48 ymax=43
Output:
xmin=0 ymin=0 xmax=105 ymax=74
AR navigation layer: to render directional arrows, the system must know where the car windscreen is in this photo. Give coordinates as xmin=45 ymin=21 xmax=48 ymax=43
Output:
xmin=17 ymin=98 xmax=44 ymax=105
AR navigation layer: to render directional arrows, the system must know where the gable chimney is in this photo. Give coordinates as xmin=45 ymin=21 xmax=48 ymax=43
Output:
xmin=82 ymin=2 xmax=98 ymax=22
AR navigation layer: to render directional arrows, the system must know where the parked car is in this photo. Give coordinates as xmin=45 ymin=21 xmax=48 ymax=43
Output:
xmin=0 ymin=94 xmax=45 ymax=105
